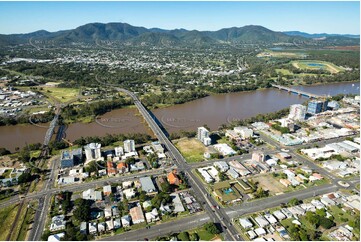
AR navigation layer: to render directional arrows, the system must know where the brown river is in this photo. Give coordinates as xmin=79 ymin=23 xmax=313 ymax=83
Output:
xmin=0 ymin=82 xmax=359 ymax=151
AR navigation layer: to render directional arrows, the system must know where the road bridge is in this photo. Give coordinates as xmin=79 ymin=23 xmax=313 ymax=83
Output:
xmin=272 ymin=84 xmax=325 ymax=99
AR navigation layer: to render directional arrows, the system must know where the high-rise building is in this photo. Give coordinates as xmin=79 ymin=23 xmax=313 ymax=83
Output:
xmin=307 ymin=100 xmax=328 ymax=114
xmin=114 ymin=147 xmax=124 ymax=157
xmin=84 ymin=143 xmax=101 ymax=162
xmin=197 ymin=127 xmax=210 ymax=146
xmin=124 ymin=140 xmax=135 ymax=153
xmin=288 ymin=104 xmax=306 ymax=121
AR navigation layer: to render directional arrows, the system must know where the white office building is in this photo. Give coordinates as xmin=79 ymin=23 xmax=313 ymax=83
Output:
xmin=288 ymin=104 xmax=306 ymax=121
xmin=124 ymin=140 xmax=135 ymax=153
xmin=84 ymin=143 xmax=101 ymax=163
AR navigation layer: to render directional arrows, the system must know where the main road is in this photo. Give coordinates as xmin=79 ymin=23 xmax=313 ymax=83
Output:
xmin=117 ymin=88 xmax=239 ymax=241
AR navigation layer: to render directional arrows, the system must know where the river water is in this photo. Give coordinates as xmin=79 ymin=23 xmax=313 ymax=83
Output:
xmin=0 ymin=82 xmax=359 ymax=151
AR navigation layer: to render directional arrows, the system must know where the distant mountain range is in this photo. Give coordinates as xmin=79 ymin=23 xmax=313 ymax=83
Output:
xmin=283 ymin=31 xmax=360 ymax=39
xmin=0 ymin=22 xmax=359 ymax=47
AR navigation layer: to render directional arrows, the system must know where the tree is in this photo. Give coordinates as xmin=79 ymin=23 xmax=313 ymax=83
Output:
xmin=139 ymin=191 xmax=148 ymax=202
xmin=179 ymin=231 xmax=190 ymax=241
xmin=73 ymin=199 xmax=91 ymax=222
xmin=319 ymin=217 xmax=335 ymax=229
xmin=17 ymin=172 xmax=32 ymax=184
xmin=219 ymin=172 xmax=228 ymax=182
xmin=288 ymin=198 xmax=300 ymax=206
xmin=254 ymin=187 xmax=269 ymax=199
xmin=203 ymin=222 xmax=220 ymax=235
xmin=190 ymin=233 xmax=199 ymax=241
xmin=0 ymin=148 xmax=10 ymax=156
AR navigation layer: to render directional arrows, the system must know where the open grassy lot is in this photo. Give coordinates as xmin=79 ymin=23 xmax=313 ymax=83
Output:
xmin=0 ymin=203 xmax=20 ymax=240
xmin=291 ymin=60 xmax=344 ymax=74
xmin=275 ymin=68 xmax=293 ymax=75
xmin=40 ymin=87 xmax=79 ymax=103
xmin=175 ymin=138 xmax=206 ymax=163
xmin=257 ymin=50 xmax=307 ymax=58
xmin=178 ymin=227 xmax=222 ymax=241
xmin=252 ymin=174 xmax=286 ymax=195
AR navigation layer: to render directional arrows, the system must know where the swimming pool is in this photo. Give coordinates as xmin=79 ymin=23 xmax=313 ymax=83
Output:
xmin=224 ymin=188 xmax=234 ymax=195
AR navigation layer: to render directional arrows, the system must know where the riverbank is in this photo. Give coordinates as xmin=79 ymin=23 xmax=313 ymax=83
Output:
xmin=0 ymin=81 xmax=358 ymax=152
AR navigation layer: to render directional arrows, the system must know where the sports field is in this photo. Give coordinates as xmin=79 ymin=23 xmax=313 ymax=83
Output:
xmin=291 ymin=60 xmax=343 ymax=74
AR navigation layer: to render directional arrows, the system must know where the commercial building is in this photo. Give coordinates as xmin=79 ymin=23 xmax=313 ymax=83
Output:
xmin=252 ymin=151 xmax=265 ymax=163
xmin=288 ymin=104 xmax=306 ymax=121
xmin=307 ymin=100 xmax=328 ymax=114
xmin=197 ymin=127 xmax=211 ymax=146
xmin=84 ymin=143 xmax=101 ymax=163
xmin=234 ymin=126 xmax=253 ymax=139
xmin=60 ymin=148 xmax=83 ymax=168
xmin=124 ymin=140 xmax=135 ymax=153
xmin=213 ymin=143 xmax=236 ymax=156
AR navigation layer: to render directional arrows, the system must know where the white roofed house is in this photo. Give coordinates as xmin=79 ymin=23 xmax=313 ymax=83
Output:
xmin=106 ymin=220 xmax=114 ymax=231
xmin=145 ymin=208 xmax=160 ymax=223
xmin=98 ymin=222 xmax=106 ymax=233
xmin=254 ymin=215 xmax=269 ymax=228
xmin=114 ymin=218 xmax=121 ymax=229
xmin=226 ymin=167 xmax=239 ymax=179
xmin=80 ymin=222 xmax=87 ymax=234
xmin=264 ymin=214 xmax=277 ymax=224
xmin=88 ymin=222 xmax=97 ymax=234
xmin=82 ymin=189 xmax=102 ymax=201
xmin=47 ymin=233 xmax=65 ymax=242
xmin=272 ymin=210 xmax=286 ymax=221
xmin=121 ymin=215 xmax=131 ymax=227
xmin=50 ymin=215 xmax=66 ymax=231
xmin=104 ymin=206 xmax=112 ymax=218
xmin=214 ymin=161 xmax=229 ymax=172
xmin=239 ymin=218 xmax=253 ymax=229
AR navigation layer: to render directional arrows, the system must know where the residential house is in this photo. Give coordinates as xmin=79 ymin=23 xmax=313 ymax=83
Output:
xmin=264 ymin=214 xmax=277 ymax=224
xmin=82 ymin=189 xmax=102 ymax=201
xmin=254 ymin=215 xmax=269 ymax=228
xmin=129 ymin=205 xmax=145 ymax=224
xmin=114 ymin=218 xmax=122 ymax=229
xmin=80 ymin=222 xmax=87 ymax=234
xmin=139 ymin=177 xmax=158 ymax=195
xmin=104 ymin=206 xmax=112 ymax=218
xmin=214 ymin=161 xmax=229 ymax=172
xmin=239 ymin=218 xmax=253 ymax=229
xmin=167 ymin=170 xmax=181 ymax=186
xmin=145 ymin=208 xmax=160 ymax=223
xmin=121 ymin=215 xmax=131 ymax=227
xmin=47 ymin=233 xmax=65 ymax=242
xmin=103 ymin=185 xmax=112 ymax=196
xmin=88 ymin=222 xmax=97 ymax=234
xmin=272 ymin=210 xmax=286 ymax=221
xmin=50 ymin=215 xmax=66 ymax=231
xmin=106 ymin=220 xmax=114 ymax=231
xmin=171 ymin=193 xmax=185 ymax=213
xmin=112 ymin=207 xmax=120 ymax=217
xmin=107 ymin=161 xmax=117 ymax=176
xmin=98 ymin=222 xmax=106 ymax=233
xmin=117 ymin=162 xmax=128 ymax=173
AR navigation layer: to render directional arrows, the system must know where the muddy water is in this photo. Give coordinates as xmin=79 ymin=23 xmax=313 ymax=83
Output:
xmin=0 ymin=81 xmax=359 ymax=151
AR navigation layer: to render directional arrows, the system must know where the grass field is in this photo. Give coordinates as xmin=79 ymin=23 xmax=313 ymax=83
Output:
xmin=252 ymin=174 xmax=286 ymax=195
xmin=257 ymin=50 xmax=307 ymax=58
xmin=175 ymin=138 xmax=206 ymax=163
xmin=291 ymin=60 xmax=344 ymax=74
xmin=0 ymin=203 xmax=20 ymax=240
xmin=178 ymin=227 xmax=221 ymax=241
xmin=40 ymin=87 xmax=79 ymax=103
xmin=275 ymin=68 xmax=293 ymax=75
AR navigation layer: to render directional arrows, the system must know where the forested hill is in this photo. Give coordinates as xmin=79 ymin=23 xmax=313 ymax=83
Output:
xmin=0 ymin=22 xmax=359 ymax=47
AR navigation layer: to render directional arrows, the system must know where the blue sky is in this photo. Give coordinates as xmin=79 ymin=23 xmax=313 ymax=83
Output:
xmin=0 ymin=1 xmax=359 ymax=34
